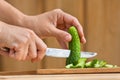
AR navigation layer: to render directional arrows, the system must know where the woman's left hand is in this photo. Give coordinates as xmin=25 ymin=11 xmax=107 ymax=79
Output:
xmin=23 ymin=9 xmax=86 ymax=48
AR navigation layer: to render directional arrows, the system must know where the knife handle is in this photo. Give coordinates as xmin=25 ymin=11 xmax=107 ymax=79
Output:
xmin=0 ymin=47 xmax=10 ymax=52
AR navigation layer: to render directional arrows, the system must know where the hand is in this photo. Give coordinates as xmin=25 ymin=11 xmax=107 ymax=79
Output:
xmin=23 ymin=9 xmax=86 ymax=48
xmin=0 ymin=21 xmax=47 ymax=62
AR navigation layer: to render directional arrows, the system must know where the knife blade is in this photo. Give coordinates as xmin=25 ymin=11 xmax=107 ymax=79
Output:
xmin=46 ymin=48 xmax=97 ymax=58
xmin=0 ymin=47 xmax=97 ymax=58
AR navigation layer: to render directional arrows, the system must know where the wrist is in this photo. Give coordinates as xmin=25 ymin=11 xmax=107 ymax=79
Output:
xmin=0 ymin=22 xmax=2 ymax=33
xmin=17 ymin=15 xmax=33 ymax=29
xmin=0 ymin=21 xmax=6 ymax=46
xmin=0 ymin=21 xmax=6 ymax=34
xmin=0 ymin=23 xmax=3 ymax=41
xmin=14 ymin=14 xmax=28 ymax=27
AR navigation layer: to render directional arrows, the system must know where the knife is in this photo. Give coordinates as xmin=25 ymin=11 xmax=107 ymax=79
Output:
xmin=0 ymin=47 xmax=97 ymax=58
xmin=46 ymin=48 xmax=97 ymax=58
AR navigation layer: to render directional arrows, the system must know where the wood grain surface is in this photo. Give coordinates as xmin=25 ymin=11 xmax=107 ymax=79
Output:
xmin=0 ymin=68 xmax=120 ymax=80
xmin=0 ymin=71 xmax=36 ymax=75
xmin=37 ymin=68 xmax=120 ymax=74
xmin=0 ymin=74 xmax=120 ymax=80
xmin=0 ymin=68 xmax=120 ymax=75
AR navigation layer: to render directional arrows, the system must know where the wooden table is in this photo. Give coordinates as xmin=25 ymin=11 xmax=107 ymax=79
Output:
xmin=0 ymin=74 xmax=120 ymax=80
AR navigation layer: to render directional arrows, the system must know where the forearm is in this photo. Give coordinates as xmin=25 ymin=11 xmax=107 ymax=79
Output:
xmin=0 ymin=22 xmax=2 ymax=41
xmin=0 ymin=0 xmax=26 ymax=26
xmin=0 ymin=21 xmax=8 ymax=47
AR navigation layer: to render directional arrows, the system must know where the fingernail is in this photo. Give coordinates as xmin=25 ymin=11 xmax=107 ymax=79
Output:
xmin=65 ymin=35 xmax=71 ymax=41
xmin=81 ymin=37 xmax=86 ymax=44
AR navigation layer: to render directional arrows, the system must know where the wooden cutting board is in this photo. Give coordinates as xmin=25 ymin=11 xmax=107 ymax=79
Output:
xmin=0 ymin=68 xmax=120 ymax=75
xmin=0 ymin=70 xmax=37 ymax=75
xmin=37 ymin=68 xmax=120 ymax=74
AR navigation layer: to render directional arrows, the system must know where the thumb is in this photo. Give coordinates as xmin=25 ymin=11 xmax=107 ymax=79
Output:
xmin=53 ymin=28 xmax=72 ymax=42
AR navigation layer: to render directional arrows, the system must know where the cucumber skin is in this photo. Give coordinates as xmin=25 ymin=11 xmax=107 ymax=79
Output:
xmin=66 ymin=26 xmax=81 ymax=65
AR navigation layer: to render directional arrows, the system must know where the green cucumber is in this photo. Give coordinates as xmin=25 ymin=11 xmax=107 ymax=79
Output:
xmin=66 ymin=26 xmax=81 ymax=65
xmin=65 ymin=26 xmax=119 ymax=68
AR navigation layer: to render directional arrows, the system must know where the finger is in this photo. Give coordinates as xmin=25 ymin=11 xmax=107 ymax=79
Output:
xmin=71 ymin=18 xmax=86 ymax=44
xmin=14 ymin=44 xmax=28 ymax=61
xmin=25 ymin=56 xmax=31 ymax=60
xmin=52 ymin=28 xmax=72 ymax=42
xmin=61 ymin=12 xmax=86 ymax=44
xmin=22 ymin=44 xmax=29 ymax=61
xmin=28 ymin=39 xmax=37 ymax=59
xmin=57 ymin=38 xmax=68 ymax=49
xmin=9 ymin=49 xmax=15 ymax=58
xmin=31 ymin=35 xmax=47 ymax=62
xmin=35 ymin=39 xmax=47 ymax=62
xmin=14 ymin=49 xmax=24 ymax=61
xmin=22 ymin=48 xmax=29 ymax=61
xmin=23 ymin=54 xmax=31 ymax=61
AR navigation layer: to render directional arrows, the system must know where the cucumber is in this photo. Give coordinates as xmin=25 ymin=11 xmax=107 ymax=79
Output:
xmin=65 ymin=26 xmax=119 ymax=68
xmin=66 ymin=26 xmax=81 ymax=65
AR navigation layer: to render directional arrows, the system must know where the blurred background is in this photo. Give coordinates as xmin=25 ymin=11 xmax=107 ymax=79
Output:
xmin=0 ymin=0 xmax=120 ymax=71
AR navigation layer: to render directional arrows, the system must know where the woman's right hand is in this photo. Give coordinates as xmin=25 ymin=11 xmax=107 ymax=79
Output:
xmin=0 ymin=21 xmax=47 ymax=62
